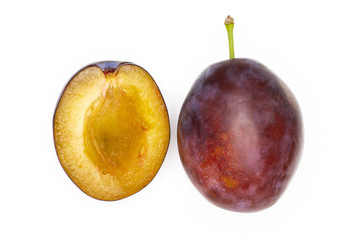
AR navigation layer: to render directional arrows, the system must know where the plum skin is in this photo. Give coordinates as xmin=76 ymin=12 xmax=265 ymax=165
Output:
xmin=177 ymin=58 xmax=303 ymax=212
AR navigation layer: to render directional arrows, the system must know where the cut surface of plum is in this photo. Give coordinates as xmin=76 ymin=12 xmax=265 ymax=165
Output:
xmin=54 ymin=62 xmax=170 ymax=200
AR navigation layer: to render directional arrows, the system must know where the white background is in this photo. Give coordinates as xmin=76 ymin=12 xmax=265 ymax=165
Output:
xmin=1 ymin=0 xmax=359 ymax=239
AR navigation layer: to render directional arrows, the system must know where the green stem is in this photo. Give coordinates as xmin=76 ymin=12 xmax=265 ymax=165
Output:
xmin=225 ymin=15 xmax=235 ymax=59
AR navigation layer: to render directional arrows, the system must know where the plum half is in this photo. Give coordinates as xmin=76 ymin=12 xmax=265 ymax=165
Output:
xmin=53 ymin=61 xmax=170 ymax=200
xmin=177 ymin=16 xmax=303 ymax=212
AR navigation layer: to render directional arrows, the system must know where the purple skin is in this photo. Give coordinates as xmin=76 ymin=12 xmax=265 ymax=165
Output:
xmin=177 ymin=58 xmax=303 ymax=212
xmin=94 ymin=61 xmax=129 ymax=74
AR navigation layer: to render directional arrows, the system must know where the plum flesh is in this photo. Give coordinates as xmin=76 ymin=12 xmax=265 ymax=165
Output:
xmin=178 ymin=58 xmax=303 ymax=212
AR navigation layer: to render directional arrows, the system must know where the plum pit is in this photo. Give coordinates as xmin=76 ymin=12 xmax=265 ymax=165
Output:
xmin=84 ymin=77 xmax=149 ymax=178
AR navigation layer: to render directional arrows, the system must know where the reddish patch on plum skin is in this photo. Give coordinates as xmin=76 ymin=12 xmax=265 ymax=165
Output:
xmin=178 ymin=58 xmax=303 ymax=212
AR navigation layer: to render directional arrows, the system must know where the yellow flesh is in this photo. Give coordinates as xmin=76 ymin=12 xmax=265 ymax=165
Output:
xmin=54 ymin=64 xmax=170 ymax=200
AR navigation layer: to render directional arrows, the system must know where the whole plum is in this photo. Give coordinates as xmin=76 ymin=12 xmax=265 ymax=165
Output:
xmin=177 ymin=16 xmax=303 ymax=212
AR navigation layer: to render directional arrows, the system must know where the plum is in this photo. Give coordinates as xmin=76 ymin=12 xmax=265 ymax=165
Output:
xmin=177 ymin=16 xmax=303 ymax=212
xmin=54 ymin=61 xmax=170 ymax=200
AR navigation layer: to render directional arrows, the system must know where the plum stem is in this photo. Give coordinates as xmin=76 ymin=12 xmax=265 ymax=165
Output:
xmin=225 ymin=15 xmax=235 ymax=59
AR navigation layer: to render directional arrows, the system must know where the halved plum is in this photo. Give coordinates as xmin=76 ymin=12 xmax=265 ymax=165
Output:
xmin=53 ymin=61 xmax=170 ymax=201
